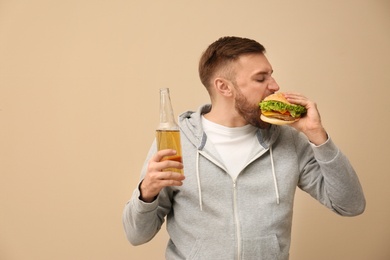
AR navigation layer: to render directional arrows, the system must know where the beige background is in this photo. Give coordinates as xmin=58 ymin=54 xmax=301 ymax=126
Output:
xmin=1 ymin=0 xmax=389 ymax=259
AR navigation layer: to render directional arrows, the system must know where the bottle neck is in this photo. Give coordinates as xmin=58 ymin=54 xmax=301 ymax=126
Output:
xmin=157 ymin=88 xmax=179 ymax=130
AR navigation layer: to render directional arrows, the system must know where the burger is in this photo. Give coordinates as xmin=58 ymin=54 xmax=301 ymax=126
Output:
xmin=259 ymin=93 xmax=307 ymax=125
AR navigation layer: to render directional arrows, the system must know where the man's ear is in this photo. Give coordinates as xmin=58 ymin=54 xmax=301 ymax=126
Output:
xmin=214 ymin=77 xmax=233 ymax=97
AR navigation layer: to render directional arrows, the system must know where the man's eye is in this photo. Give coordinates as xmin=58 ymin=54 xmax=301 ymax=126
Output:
xmin=256 ymin=78 xmax=266 ymax=83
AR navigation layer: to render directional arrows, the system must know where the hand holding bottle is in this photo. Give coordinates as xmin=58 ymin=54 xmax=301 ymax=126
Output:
xmin=139 ymin=88 xmax=185 ymax=203
xmin=139 ymin=149 xmax=185 ymax=203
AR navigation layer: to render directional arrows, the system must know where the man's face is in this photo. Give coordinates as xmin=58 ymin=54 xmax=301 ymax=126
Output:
xmin=232 ymin=53 xmax=280 ymax=127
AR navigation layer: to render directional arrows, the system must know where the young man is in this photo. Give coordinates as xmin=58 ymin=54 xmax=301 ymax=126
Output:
xmin=123 ymin=36 xmax=365 ymax=260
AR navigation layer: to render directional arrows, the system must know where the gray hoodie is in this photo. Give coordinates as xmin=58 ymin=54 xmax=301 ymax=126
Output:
xmin=123 ymin=104 xmax=365 ymax=260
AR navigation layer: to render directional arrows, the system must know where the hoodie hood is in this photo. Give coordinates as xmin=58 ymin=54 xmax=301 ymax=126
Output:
xmin=179 ymin=104 xmax=280 ymax=150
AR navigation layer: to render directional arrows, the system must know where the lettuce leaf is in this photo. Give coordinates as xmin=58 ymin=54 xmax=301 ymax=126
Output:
xmin=259 ymin=100 xmax=307 ymax=117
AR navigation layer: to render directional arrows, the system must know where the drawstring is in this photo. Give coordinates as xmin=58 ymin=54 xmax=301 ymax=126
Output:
xmin=196 ymin=151 xmax=203 ymax=211
xmin=269 ymin=146 xmax=280 ymax=204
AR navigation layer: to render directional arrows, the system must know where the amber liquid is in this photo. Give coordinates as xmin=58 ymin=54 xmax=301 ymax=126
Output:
xmin=156 ymin=130 xmax=183 ymax=174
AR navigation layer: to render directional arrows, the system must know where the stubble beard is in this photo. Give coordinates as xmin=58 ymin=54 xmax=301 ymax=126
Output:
xmin=234 ymin=89 xmax=268 ymax=129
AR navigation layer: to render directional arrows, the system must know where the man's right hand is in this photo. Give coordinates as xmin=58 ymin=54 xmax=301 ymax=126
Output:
xmin=139 ymin=149 xmax=185 ymax=202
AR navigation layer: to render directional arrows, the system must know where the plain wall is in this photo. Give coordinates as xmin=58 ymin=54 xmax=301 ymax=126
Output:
xmin=1 ymin=0 xmax=389 ymax=259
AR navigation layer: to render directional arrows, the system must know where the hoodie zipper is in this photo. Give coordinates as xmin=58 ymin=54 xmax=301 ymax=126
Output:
xmin=231 ymin=150 xmax=269 ymax=260
xmin=200 ymin=149 xmax=242 ymax=259
xmin=233 ymin=180 xmax=241 ymax=260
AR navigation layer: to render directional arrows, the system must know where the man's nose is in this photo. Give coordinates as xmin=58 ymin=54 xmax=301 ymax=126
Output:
xmin=268 ymin=77 xmax=280 ymax=92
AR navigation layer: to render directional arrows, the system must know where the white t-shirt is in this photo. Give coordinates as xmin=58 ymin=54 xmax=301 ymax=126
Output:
xmin=201 ymin=116 xmax=259 ymax=180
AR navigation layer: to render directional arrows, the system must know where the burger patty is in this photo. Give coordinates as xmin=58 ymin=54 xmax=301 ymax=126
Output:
xmin=270 ymin=114 xmax=297 ymax=121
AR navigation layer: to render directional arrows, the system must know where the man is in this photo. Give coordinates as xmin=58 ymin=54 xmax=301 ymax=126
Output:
xmin=123 ymin=36 xmax=365 ymax=260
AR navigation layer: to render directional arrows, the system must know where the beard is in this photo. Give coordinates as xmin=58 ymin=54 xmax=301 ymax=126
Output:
xmin=234 ymin=89 xmax=269 ymax=129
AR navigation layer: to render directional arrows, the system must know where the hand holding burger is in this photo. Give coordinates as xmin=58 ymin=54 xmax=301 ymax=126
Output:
xmin=260 ymin=92 xmax=328 ymax=145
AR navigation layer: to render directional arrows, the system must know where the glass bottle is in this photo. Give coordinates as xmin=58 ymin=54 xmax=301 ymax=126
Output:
xmin=156 ymin=88 xmax=183 ymax=174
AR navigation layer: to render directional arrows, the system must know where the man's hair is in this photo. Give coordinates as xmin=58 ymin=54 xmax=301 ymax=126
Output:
xmin=198 ymin=36 xmax=266 ymax=92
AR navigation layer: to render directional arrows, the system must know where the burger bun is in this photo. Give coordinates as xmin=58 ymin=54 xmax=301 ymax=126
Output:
xmin=260 ymin=114 xmax=298 ymax=125
xmin=263 ymin=92 xmax=290 ymax=103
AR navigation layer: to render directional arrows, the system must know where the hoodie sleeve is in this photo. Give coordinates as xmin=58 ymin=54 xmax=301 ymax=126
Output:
xmin=122 ymin=141 xmax=173 ymax=246
xmin=296 ymin=133 xmax=366 ymax=216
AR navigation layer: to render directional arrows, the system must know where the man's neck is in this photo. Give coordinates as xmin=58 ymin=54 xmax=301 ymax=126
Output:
xmin=203 ymin=106 xmax=247 ymax=127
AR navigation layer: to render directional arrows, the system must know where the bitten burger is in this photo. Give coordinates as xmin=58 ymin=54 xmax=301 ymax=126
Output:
xmin=259 ymin=93 xmax=307 ymax=125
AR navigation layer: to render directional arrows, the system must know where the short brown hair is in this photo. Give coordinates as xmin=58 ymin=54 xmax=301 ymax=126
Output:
xmin=198 ymin=36 xmax=266 ymax=91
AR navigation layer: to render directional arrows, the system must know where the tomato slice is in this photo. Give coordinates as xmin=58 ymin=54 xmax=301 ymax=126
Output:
xmin=282 ymin=110 xmax=290 ymax=115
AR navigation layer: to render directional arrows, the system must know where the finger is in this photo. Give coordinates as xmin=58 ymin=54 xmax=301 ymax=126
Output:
xmin=283 ymin=92 xmax=305 ymax=98
xmin=161 ymin=159 xmax=184 ymax=170
xmin=147 ymin=160 xmax=183 ymax=178
xmin=152 ymin=149 xmax=178 ymax=162
xmin=149 ymin=172 xmax=185 ymax=189
xmin=159 ymin=179 xmax=185 ymax=187
xmin=158 ymin=171 xmax=185 ymax=181
xmin=148 ymin=159 xmax=182 ymax=173
xmin=147 ymin=162 xmax=185 ymax=180
xmin=284 ymin=93 xmax=310 ymax=107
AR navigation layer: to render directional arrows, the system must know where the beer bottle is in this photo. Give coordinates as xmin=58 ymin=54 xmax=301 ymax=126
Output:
xmin=156 ymin=88 xmax=183 ymax=174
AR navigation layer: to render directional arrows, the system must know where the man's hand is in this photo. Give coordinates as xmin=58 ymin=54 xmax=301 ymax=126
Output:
xmin=284 ymin=92 xmax=328 ymax=145
xmin=139 ymin=149 xmax=185 ymax=202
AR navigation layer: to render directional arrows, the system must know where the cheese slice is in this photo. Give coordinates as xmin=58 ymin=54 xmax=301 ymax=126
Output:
xmin=262 ymin=111 xmax=282 ymax=116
